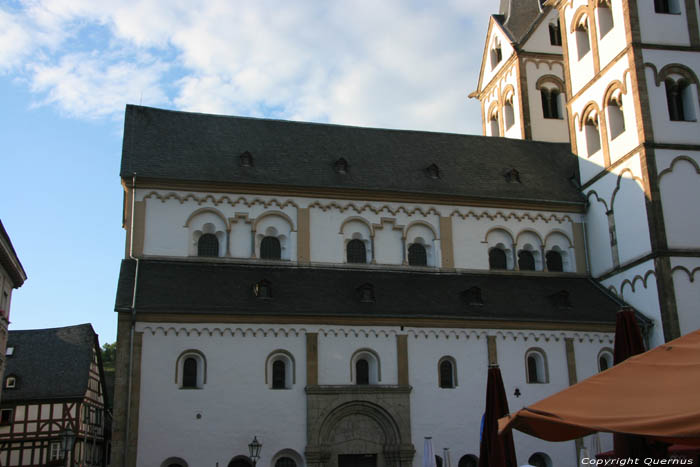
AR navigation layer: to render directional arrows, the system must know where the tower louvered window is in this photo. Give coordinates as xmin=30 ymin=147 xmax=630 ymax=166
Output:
xmin=408 ymin=244 xmax=427 ymax=266
xmin=347 ymin=239 xmax=367 ymax=264
xmin=541 ymin=88 xmax=560 ymax=119
xmin=260 ymin=236 xmax=281 ymax=260
xmin=198 ymin=234 xmax=219 ymax=257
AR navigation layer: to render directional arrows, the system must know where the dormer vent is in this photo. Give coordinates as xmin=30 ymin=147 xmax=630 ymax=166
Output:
xmin=548 ymin=290 xmax=572 ymax=308
xmin=462 ymin=286 xmax=484 ymax=306
xmin=253 ymin=279 xmax=272 ymax=299
xmin=356 ymin=283 xmax=375 ymax=303
xmin=240 ymin=151 xmax=254 ymax=167
xmin=425 ymin=164 xmax=441 ymax=180
xmin=334 ymin=158 xmax=349 ymax=174
xmin=504 ymin=168 xmax=521 ymax=183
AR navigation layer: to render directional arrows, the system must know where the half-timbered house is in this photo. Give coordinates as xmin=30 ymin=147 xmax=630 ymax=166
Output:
xmin=0 ymin=324 xmax=110 ymax=467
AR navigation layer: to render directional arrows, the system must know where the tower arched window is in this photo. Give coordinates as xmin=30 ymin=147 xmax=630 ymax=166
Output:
xmin=490 ymin=112 xmax=500 ymax=136
xmin=260 ymin=236 xmax=281 ymax=260
xmin=489 ymin=247 xmax=507 ymax=270
xmin=408 ymin=243 xmax=427 ymax=266
xmin=458 ymin=455 xmax=479 ymax=467
xmin=197 ymin=233 xmax=219 ymax=257
xmin=490 ymin=38 xmax=502 ymax=69
xmin=275 ymin=458 xmax=297 ymax=467
xmin=597 ymin=1 xmax=614 ymax=38
xmin=545 ymin=250 xmax=563 ymax=272
xmin=518 ymin=250 xmax=536 ymax=271
xmin=549 ymin=20 xmax=562 ymax=46
xmin=655 ymin=0 xmax=680 ymax=14
xmin=541 ymin=88 xmax=561 ymax=119
xmin=182 ymin=357 xmax=197 ymax=388
xmin=584 ymin=113 xmax=602 ymax=155
xmin=607 ymin=98 xmax=625 ymax=139
xmin=575 ymin=18 xmax=591 ymax=59
xmin=356 ymin=359 xmax=369 ymax=385
xmin=272 ymin=360 xmax=286 ymax=389
xmin=347 ymin=239 xmax=367 ymax=264
xmin=665 ymin=78 xmax=696 ymax=122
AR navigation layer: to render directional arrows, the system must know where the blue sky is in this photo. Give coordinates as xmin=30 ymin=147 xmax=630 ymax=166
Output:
xmin=1 ymin=1 xmax=491 ymax=344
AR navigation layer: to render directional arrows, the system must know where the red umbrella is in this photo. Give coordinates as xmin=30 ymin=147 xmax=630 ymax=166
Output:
xmin=612 ymin=308 xmax=667 ymax=457
xmin=479 ymin=365 xmax=517 ymax=467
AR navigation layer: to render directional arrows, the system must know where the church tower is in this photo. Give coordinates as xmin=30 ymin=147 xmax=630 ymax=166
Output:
xmin=471 ymin=0 xmax=570 ymax=142
xmin=540 ymin=0 xmax=700 ymax=346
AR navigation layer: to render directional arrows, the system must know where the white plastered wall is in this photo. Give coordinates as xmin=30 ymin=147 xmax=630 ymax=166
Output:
xmin=481 ymin=63 xmax=522 ymax=138
xmin=521 ymin=9 xmax=564 ymax=54
xmin=671 ymin=257 xmax=700 ymax=335
xmin=594 ymin=1 xmax=627 ymax=69
xmin=563 ymin=0 xmax=597 ymax=95
xmin=636 ymin=1 xmax=691 ymax=46
xmin=524 ymin=58 xmax=569 ymax=142
xmin=657 ymin=150 xmax=700 ymax=248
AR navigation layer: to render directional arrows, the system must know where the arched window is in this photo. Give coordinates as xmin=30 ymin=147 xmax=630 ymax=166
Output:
xmin=504 ymin=98 xmax=515 ymax=129
xmin=490 ymin=113 xmax=500 ymax=136
xmin=197 ymin=233 xmax=219 ymax=257
xmin=228 ymin=457 xmax=253 ymax=467
xmin=182 ymin=357 xmax=198 ymax=388
xmin=575 ymin=18 xmax=591 ymax=59
xmin=545 ymin=250 xmax=563 ymax=272
xmin=584 ymin=113 xmax=601 ymax=155
xmin=607 ymin=99 xmax=625 ymax=139
xmin=518 ymin=250 xmax=536 ymax=271
xmin=598 ymin=349 xmax=613 ymax=372
xmin=526 ymin=349 xmax=548 ymax=384
xmin=161 ymin=457 xmax=189 ymax=467
xmin=272 ymin=360 xmax=286 ymax=389
xmin=490 ymin=38 xmax=502 ymax=69
xmin=408 ymin=243 xmax=427 ymax=266
xmin=489 ymin=247 xmax=507 ymax=270
xmin=347 ymin=239 xmax=367 ymax=264
xmin=438 ymin=357 xmax=457 ymax=388
xmin=260 ymin=236 xmax=281 ymax=260
xmin=176 ymin=350 xmax=206 ymax=389
xmin=541 ymin=88 xmax=561 ymax=119
xmin=549 ymin=20 xmax=562 ymax=46
xmin=266 ymin=351 xmax=295 ymax=389
xmin=655 ymin=0 xmax=679 ymax=14
xmin=597 ymin=1 xmax=614 ymax=38
xmin=356 ymin=359 xmax=369 ymax=385
xmin=665 ymin=78 xmax=696 ymax=122
xmin=528 ymin=452 xmax=552 ymax=467
xmin=458 ymin=455 xmax=478 ymax=467
xmin=275 ymin=458 xmax=297 ymax=467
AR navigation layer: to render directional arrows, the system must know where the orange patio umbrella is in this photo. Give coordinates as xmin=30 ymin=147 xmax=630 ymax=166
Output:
xmin=498 ymin=329 xmax=700 ymax=446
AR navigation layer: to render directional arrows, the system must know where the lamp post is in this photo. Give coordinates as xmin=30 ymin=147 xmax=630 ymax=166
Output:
xmin=59 ymin=429 xmax=75 ymax=467
xmin=248 ymin=436 xmax=262 ymax=467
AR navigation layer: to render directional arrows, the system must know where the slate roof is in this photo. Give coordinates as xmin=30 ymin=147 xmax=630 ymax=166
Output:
xmin=3 ymin=324 xmax=97 ymax=402
xmin=121 ymin=105 xmax=583 ymax=206
xmin=0 ymin=220 xmax=27 ymax=288
xmin=496 ymin=0 xmax=549 ymax=44
xmin=115 ymin=259 xmax=623 ymax=326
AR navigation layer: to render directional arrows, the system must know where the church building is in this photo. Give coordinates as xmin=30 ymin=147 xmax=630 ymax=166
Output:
xmin=110 ymin=1 xmax=699 ymax=466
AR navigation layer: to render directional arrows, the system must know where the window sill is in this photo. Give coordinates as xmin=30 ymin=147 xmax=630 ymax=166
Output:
xmin=178 ymin=387 xmax=203 ymax=390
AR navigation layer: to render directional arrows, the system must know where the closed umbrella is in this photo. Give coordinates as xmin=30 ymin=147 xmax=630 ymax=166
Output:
xmin=612 ymin=308 xmax=666 ymax=457
xmin=423 ymin=437 xmax=437 ymax=467
xmin=479 ymin=365 xmax=517 ymax=467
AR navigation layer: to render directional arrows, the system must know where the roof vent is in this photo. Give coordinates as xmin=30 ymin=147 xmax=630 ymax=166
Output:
xmin=425 ymin=163 xmax=441 ymax=179
xmin=253 ymin=279 xmax=272 ymax=299
xmin=356 ymin=283 xmax=375 ymax=303
xmin=548 ymin=290 xmax=572 ymax=308
xmin=462 ymin=286 xmax=484 ymax=306
xmin=240 ymin=151 xmax=254 ymax=167
xmin=334 ymin=158 xmax=349 ymax=174
xmin=504 ymin=168 xmax=521 ymax=183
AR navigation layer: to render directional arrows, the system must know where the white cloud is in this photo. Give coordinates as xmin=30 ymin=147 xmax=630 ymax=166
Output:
xmin=2 ymin=0 xmax=493 ymax=133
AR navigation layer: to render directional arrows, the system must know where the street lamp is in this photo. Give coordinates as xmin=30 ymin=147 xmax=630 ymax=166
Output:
xmin=248 ymin=436 xmax=262 ymax=467
xmin=59 ymin=429 xmax=75 ymax=467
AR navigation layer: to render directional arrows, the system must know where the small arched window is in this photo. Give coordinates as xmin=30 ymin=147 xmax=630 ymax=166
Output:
xmin=607 ymin=99 xmax=625 ymax=139
xmin=275 ymin=458 xmax=297 ymax=467
xmin=272 ymin=360 xmax=286 ymax=389
xmin=528 ymin=452 xmax=552 ymax=467
xmin=665 ymin=78 xmax=696 ymax=122
xmin=598 ymin=349 xmax=613 ymax=372
xmin=526 ymin=349 xmax=548 ymax=384
xmin=260 ymin=236 xmax=281 ymax=260
xmin=597 ymin=1 xmax=614 ymax=38
xmin=490 ymin=113 xmax=500 ymax=136
xmin=545 ymin=250 xmax=563 ymax=272
xmin=408 ymin=243 xmax=427 ymax=266
xmin=584 ymin=113 xmax=602 ymax=155
xmin=549 ymin=20 xmax=562 ymax=46
xmin=655 ymin=0 xmax=680 ymax=14
xmin=347 ymin=239 xmax=367 ymax=264
xmin=197 ymin=233 xmax=219 ymax=257
xmin=182 ymin=357 xmax=198 ymax=388
xmin=161 ymin=457 xmax=189 ymax=467
xmin=458 ymin=455 xmax=478 ymax=467
xmin=541 ymin=88 xmax=561 ymax=119
xmin=575 ymin=18 xmax=591 ymax=59
xmin=438 ymin=357 xmax=457 ymax=388
xmin=356 ymin=359 xmax=369 ymax=385
xmin=490 ymin=38 xmax=502 ymax=69
xmin=504 ymin=96 xmax=515 ymax=129
xmin=489 ymin=247 xmax=507 ymax=270
xmin=518 ymin=250 xmax=536 ymax=271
